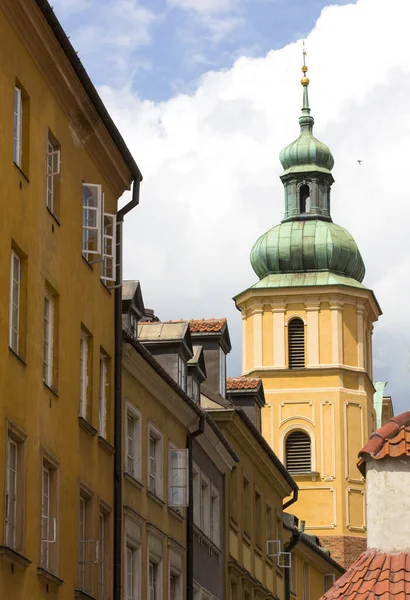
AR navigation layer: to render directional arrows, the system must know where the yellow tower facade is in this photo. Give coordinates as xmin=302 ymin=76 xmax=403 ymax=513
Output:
xmin=234 ymin=56 xmax=381 ymax=568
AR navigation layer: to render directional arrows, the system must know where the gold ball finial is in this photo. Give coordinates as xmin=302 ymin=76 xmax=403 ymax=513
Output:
xmin=301 ymin=76 xmax=310 ymax=86
xmin=301 ymin=40 xmax=309 ymax=86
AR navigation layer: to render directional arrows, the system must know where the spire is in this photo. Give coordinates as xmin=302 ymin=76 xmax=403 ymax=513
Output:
xmin=299 ymin=41 xmax=314 ymax=132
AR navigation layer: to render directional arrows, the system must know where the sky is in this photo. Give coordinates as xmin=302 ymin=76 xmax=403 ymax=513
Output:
xmin=54 ymin=0 xmax=410 ymax=413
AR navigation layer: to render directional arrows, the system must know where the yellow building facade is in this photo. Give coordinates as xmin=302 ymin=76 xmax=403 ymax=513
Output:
xmin=234 ymin=64 xmax=381 ymax=568
xmin=0 ymin=0 xmax=140 ymax=598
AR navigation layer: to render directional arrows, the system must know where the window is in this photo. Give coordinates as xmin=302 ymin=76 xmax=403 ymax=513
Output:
xmin=130 ymin=312 xmax=138 ymax=338
xmin=125 ymin=406 xmax=141 ymax=480
xmin=126 ymin=545 xmax=135 ymax=600
xmin=149 ymin=561 xmax=159 ymax=600
xmin=9 ymin=250 xmax=21 ymax=353
xmin=79 ymin=329 xmax=90 ymax=420
xmin=41 ymin=459 xmax=58 ymax=572
xmin=43 ymin=292 xmax=55 ymax=387
xmin=46 ymin=134 xmax=61 ymax=217
xmin=177 ymin=355 xmax=186 ymax=391
xmin=230 ymin=467 xmax=238 ymax=523
xmin=200 ymin=475 xmax=210 ymax=537
xmin=302 ymin=562 xmax=310 ymax=600
xmin=78 ymin=491 xmax=97 ymax=594
xmin=99 ymin=352 xmax=109 ymax=438
xmin=4 ymin=424 xmax=26 ymax=552
xmin=193 ymin=464 xmax=200 ymax=527
xmin=290 ymin=554 xmax=297 ymax=595
xmin=82 ymin=183 xmax=102 ymax=259
xmin=285 ymin=430 xmax=312 ymax=473
xmin=169 ymin=448 xmax=189 ymax=507
xmin=255 ymin=490 xmax=262 ymax=548
xmin=148 ymin=425 xmax=163 ymax=498
xmin=324 ymin=574 xmax=335 ymax=592
xmin=101 ymin=213 xmax=116 ymax=283
xmin=187 ymin=376 xmax=200 ymax=403
xmin=288 ymin=318 xmax=305 ymax=369
xmin=14 ymin=86 xmax=23 ymax=167
xmin=98 ymin=509 xmax=110 ymax=600
xmin=219 ymin=347 xmax=226 ymax=397
xmin=266 ymin=504 xmax=273 ymax=545
xmin=243 ymin=477 xmax=251 ymax=535
xmin=170 ymin=572 xmax=179 ymax=600
xmin=299 ymin=184 xmax=310 ymax=213
xmin=211 ymin=486 xmax=220 ymax=546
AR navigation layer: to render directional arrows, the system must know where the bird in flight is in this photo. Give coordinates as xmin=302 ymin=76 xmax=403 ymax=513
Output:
xmin=357 ymin=160 xmax=362 ymax=165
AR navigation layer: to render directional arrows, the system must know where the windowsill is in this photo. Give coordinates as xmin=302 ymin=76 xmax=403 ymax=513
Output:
xmin=13 ymin=161 xmax=30 ymax=182
xmin=43 ymin=381 xmax=59 ymax=397
xmin=254 ymin=544 xmax=263 ymax=558
xmin=0 ymin=545 xmax=31 ymax=568
xmin=74 ymin=589 xmax=96 ymax=600
xmin=98 ymin=436 xmax=115 ymax=455
xmin=193 ymin=524 xmax=222 ymax=556
xmin=9 ymin=347 xmax=27 ymax=366
xmin=230 ymin=517 xmax=239 ymax=533
xmin=266 ymin=555 xmax=274 ymax=567
xmin=37 ymin=567 xmax=64 ymax=587
xmin=100 ymin=279 xmax=112 ymax=295
xmin=147 ymin=490 xmax=165 ymax=507
xmin=276 ymin=566 xmax=284 ymax=578
xmin=168 ymin=507 xmax=184 ymax=522
xmin=124 ymin=472 xmax=143 ymax=489
xmin=243 ymin=531 xmax=251 ymax=545
xmin=78 ymin=416 xmax=97 ymax=437
xmin=290 ymin=592 xmax=297 ymax=598
xmin=81 ymin=255 xmax=93 ymax=271
xmin=290 ymin=471 xmax=320 ymax=482
xmin=46 ymin=207 xmax=61 ymax=226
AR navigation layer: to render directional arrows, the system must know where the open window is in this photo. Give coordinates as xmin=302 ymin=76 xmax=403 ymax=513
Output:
xmin=82 ymin=183 xmax=102 ymax=259
xmin=101 ymin=210 xmax=117 ymax=283
xmin=299 ymin=184 xmax=311 ymax=214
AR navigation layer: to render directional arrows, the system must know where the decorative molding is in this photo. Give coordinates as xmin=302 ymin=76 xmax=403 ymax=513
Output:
xmin=253 ymin=309 xmax=263 ymax=368
xmin=272 ymin=308 xmax=286 ymax=368
xmin=279 ymin=422 xmax=316 ymax=472
xmin=264 ymin=386 xmax=368 ymax=396
xmin=306 ymin=306 xmax=319 ymax=366
xmin=299 ymin=487 xmax=337 ymax=530
xmin=346 ymin=487 xmax=366 ymax=532
xmin=330 ymin=301 xmax=343 ymax=365
xmin=344 ymin=401 xmax=365 ymax=484
xmin=320 ymin=401 xmax=336 ymax=480
xmin=279 ymin=400 xmax=315 ymax=426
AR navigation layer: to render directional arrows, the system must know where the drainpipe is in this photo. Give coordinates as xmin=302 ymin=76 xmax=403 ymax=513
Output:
xmin=114 ymin=179 xmax=141 ymax=600
xmin=283 ymin=487 xmax=298 ymax=511
xmin=186 ymin=416 xmax=205 ymax=600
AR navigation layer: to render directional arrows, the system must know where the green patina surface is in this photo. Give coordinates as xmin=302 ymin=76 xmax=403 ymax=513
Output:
xmin=373 ymin=381 xmax=388 ymax=429
xmin=249 ymin=271 xmax=367 ymax=290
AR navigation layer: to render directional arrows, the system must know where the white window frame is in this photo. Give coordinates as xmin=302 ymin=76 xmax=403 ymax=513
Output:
xmin=169 ymin=447 xmax=189 ymax=508
xmin=147 ymin=423 xmax=163 ymax=499
xmin=98 ymin=510 xmax=107 ymax=600
xmin=9 ymin=250 xmax=21 ymax=353
xmin=14 ymin=86 xmax=23 ymax=167
xmin=192 ymin=378 xmax=200 ymax=403
xmin=126 ymin=544 xmax=135 ymax=600
xmin=101 ymin=211 xmax=117 ymax=284
xmin=82 ymin=183 xmax=102 ymax=258
xmin=219 ymin=347 xmax=226 ymax=397
xmin=192 ymin=464 xmax=200 ymax=527
xmin=78 ymin=491 xmax=99 ymax=593
xmin=129 ymin=312 xmax=138 ymax=338
xmin=210 ymin=485 xmax=220 ymax=546
xmin=43 ymin=292 xmax=54 ymax=387
xmin=46 ymin=137 xmax=61 ymax=214
xmin=324 ymin=574 xmax=335 ymax=592
xmin=169 ymin=569 xmax=182 ymax=600
xmin=302 ymin=562 xmax=310 ymax=600
xmin=177 ymin=355 xmax=186 ymax=392
xmin=125 ymin=403 xmax=141 ymax=481
xmin=79 ymin=331 xmax=89 ymax=419
xmin=99 ymin=353 xmax=108 ymax=438
xmin=148 ymin=557 xmax=161 ymax=600
xmin=5 ymin=437 xmax=18 ymax=548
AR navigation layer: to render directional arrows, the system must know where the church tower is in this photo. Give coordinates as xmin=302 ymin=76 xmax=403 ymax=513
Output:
xmin=234 ymin=52 xmax=381 ymax=568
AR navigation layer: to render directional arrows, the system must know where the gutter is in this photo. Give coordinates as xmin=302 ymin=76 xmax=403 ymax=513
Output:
xmin=113 ymin=180 xmax=141 ymax=600
xmin=283 ymin=487 xmax=298 ymax=510
xmin=186 ymin=417 xmax=205 ymax=600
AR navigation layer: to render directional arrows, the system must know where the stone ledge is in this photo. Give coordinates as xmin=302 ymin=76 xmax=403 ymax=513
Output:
xmin=37 ymin=567 xmax=64 ymax=587
xmin=0 ymin=545 xmax=31 ymax=568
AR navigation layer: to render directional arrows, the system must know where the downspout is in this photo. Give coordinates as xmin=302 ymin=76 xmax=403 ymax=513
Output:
xmin=186 ymin=415 xmax=205 ymax=600
xmin=284 ymin=532 xmax=300 ymax=600
xmin=114 ymin=179 xmax=141 ymax=600
xmin=283 ymin=487 xmax=298 ymax=511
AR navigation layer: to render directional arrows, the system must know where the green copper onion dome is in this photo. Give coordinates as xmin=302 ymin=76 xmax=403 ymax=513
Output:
xmin=249 ymin=51 xmax=365 ymax=286
xmin=250 ymin=220 xmax=365 ymax=282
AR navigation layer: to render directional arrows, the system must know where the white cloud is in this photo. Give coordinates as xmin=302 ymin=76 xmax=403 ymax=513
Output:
xmin=168 ymin=0 xmax=235 ymax=13
xmin=101 ymin=0 xmax=410 ymax=412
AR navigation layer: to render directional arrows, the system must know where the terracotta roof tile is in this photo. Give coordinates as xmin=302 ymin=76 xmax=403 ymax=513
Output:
xmin=226 ymin=377 xmax=261 ymax=390
xmin=189 ymin=318 xmax=226 ymax=333
xmin=320 ymin=550 xmax=410 ymax=599
xmin=357 ymin=411 xmax=410 ymax=474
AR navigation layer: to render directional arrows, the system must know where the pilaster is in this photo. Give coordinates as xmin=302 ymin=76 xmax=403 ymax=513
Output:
xmin=305 ymin=299 xmax=320 ymax=367
xmin=271 ymin=303 xmax=286 ymax=368
xmin=252 ymin=306 xmax=263 ymax=368
xmin=330 ymin=297 xmax=344 ymax=365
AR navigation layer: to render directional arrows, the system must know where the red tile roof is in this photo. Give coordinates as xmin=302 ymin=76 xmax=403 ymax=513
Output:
xmin=189 ymin=318 xmax=226 ymax=333
xmin=320 ymin=550 xmax=410 ymax=599
xmin=226 ymin=377 xmax=261 ymax=390
xmin=358 ymin=411 xmax=410 ymax=475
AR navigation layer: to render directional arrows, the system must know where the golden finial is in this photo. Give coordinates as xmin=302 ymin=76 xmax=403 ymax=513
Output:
xmin=301 ymin=40 xmax=310 ymax=86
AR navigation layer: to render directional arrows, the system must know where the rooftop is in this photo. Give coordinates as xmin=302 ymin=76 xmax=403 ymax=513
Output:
xmin=226 ymin=377 xmax=261 ymax=390
xmin=189 ymin=318 xmax=227 ymax=333
xmin=358 ymin=411 xmax=410 ymax=475
xmin=320 ymin=550 xmax=410 ymax=599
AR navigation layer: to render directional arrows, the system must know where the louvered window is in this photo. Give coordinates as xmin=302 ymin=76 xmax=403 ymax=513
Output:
xmin=286 ymin=431 xmax=311 ymax=473
xmin=288 ymin=318 xmax=305 ymax=368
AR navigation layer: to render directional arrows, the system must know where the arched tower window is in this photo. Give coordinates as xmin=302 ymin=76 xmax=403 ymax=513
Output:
xmin=299 ymin=184 xmax=310 ymax=213
xmin=288 ymin=318 xmax=305 ymax=368
xmin=285 ymin=430 xmax=311 ymax=473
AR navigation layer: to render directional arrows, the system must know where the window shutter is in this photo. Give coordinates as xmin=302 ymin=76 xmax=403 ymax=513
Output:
xmin=286 ymin=431 xmax=311 ymax=473
xmin=288 ymin=318 xmax=305 ymax=368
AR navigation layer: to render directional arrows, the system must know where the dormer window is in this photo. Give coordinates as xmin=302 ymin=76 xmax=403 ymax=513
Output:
xmin=219 ymin=347 xmax=226 ymax=397
xmin=177 ymin=355 xmax=187 ymax=392
xmin=187 ymin=376 xmax=200 ymax=403
xmin=129 ymin=312 xmax=138 ymax=338
xmin=299 ymin=184 xmax=310 ymax=213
